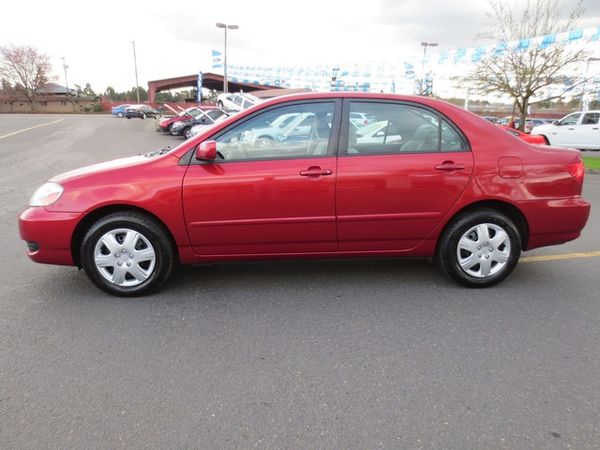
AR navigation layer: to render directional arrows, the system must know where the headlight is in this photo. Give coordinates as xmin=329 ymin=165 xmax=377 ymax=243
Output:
xmin=29 ymin=182 xmax=64 ymax=207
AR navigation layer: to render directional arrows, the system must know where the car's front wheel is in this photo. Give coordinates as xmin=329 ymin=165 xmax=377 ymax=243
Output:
xmin=437 ymin=209 xmax=521 ymax=287
xmin=117 ymin=112 xmax=124 ymax=118
xmin=80 ymin=212 xmax=175 ymax=296
xmin=183 ymin=127 xmax=193 ymax=139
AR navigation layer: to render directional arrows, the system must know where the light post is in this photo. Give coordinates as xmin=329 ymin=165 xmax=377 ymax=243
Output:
xmin=216 ymin=23 xmax=239 ymax=93
xmin=132 ymin=40 xmax=141 ymax=104
xmin=61 ymin=57 xmax=69 ymax=96
xmin=420 ymin=41 xmax=438 ymax=95
xmin=579 ymin=57 xmax=600 ymax=110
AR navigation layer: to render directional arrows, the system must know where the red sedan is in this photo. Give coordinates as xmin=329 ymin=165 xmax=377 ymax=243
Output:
xmin=19 ymin=93 xmax=590 ymax=296
xmin=499 ymin=125 xmax=548 ymax=145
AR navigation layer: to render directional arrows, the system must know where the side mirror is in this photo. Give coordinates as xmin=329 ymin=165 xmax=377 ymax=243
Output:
xmin=195 ymin=140 xmax=217 ymax=161
xmin=553 ymin=120 xmax=560 ymax=126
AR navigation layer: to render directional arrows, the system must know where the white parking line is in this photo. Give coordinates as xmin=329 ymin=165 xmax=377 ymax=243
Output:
xmin=0 ymin=119 xmax=64 ymax=140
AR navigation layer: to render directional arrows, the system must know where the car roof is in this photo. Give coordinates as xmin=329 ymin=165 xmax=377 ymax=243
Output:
xmin=248 ymin=92 xmax=470 ymax=113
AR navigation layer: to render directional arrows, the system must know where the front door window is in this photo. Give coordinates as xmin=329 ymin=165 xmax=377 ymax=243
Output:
xmin=215 ymin=102 xmax=335 ymax=161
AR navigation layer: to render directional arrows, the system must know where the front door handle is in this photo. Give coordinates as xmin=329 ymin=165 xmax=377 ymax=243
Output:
xmin=300 ymin=167 xmax=333 ymax=177
xmin=435 ymin=161 xmax=465 ymax=171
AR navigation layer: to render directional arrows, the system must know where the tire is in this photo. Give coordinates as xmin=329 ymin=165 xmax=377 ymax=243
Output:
xmin=142 ymin=113 xmax=147 ymax=120
xmin=217 ymin=100 xmax=224 ymax=108
xmin=168 ymin=123 xmax=177 ymax=135
xmin=437 ymin=209 xmax=521 ymax=288
xmin=80 ymin=212 xmax=175 ymax=296
xmin=183 ymin=127 xmax=193 ymax=139
xmin=117 ymin=112 xmax=124 ymax=118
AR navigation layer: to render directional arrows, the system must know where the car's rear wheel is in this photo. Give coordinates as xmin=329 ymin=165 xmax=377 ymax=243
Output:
xmin=117 ymin=112 xmax=124 ymax=118
xmin=437 ymin=209 xmax=521 ymax=287
xmin=217 ymin=100 xmax=224 ymax=108
xmin=80 ymin=212 xmax=175 ymax=296
xmin=142 ymin=113 xmax=147 ymax=120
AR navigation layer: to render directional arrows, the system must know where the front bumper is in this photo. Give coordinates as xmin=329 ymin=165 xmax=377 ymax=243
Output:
xmin=19 ymin=207 xmax=83 ymax=266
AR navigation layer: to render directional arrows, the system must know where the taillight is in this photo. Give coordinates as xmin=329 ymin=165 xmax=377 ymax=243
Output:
xmin=566 ymin=160 xmax=585 ymax=183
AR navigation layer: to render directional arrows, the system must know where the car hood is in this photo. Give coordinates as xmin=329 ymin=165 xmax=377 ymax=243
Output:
xmin=531 ymin=124 xmax=556 ymax=134
xmin=51 ymin=154 xmax=159 ymax=184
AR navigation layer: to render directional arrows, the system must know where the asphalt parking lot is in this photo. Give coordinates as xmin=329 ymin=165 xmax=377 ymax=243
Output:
xmin=1 ymin=114 xmax=599 ymax=448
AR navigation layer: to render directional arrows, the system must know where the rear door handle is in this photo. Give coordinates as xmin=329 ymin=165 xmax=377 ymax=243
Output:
xmin=299 ymin=167 xmax=333 ymax=177
xmin=435 ymin=162 xmax=465 ymax=171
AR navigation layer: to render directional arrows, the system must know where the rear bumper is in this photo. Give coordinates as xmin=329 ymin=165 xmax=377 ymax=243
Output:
xmin=18 ymin=207 xmax=83 ymax=266
xmin=519 ymin=197 xmax=591 ymax=250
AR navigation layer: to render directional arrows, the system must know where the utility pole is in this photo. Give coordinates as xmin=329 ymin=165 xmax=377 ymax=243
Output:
xmin=61 ymin=57 xmax=69 ymax=96
xmin=132 ymin=40 xmax=141 ymax=104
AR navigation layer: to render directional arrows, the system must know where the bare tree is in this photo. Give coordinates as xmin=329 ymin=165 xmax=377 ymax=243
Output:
xmin=471 ymin=0 xmax=586 ymax=130
xmin=0 ymin=44 xmax=52 ymax=111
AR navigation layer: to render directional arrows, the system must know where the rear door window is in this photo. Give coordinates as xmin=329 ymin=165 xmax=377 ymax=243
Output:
xmin=345 ymin=101 xmax=468 ymax=155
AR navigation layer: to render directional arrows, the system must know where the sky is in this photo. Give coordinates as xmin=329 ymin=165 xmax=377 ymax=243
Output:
xmin=1 ymin=0 xmax=599 ymax=94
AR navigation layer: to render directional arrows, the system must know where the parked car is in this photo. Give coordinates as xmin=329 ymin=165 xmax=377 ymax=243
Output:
xmin=216 ymin=92 xmax=260 ymax=112
xmin=523 ymin=118 xmax=551 ymax=133
xmin=124 ymin=105 xmax=160 ymax=119
xmin=188 ymin=111 xmax=235 ymax=138
xmin=499 ymin=125 xmax=548 ymax=145
xmin=497 ymin=117 xmax=550 ymax=133
xmin=170 ymin=109 xmax=229 ymax=138
xmin=158 ymin=107 xmax=203 ymax=133
xmin=531 ymin=111 xmax=600 ymax=150
xmin=111 ymin=104 xmax=131 ymax=118
xmin=355 ymin=120 xmax=403 ymax=145
xmin=481 ymin=115 xmax=499 ymax=124
xmin=350 ymin=112 xmax=377 ymax=128
xmin=19 ymin=93 xmax=590 ymax=296
xmin=238 ymin=111 xmax=317 ymax=147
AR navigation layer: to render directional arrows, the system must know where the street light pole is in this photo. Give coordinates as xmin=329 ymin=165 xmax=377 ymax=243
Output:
xmin=579 ymin=57 xmax=600 ymax=110
xmin=216 ymin=23 xmax=239 ymax=93
xmin=420 ymin=41 xmax=438 ymax=95
xmin=61 ymin=57 xmax=69 ymax=96
xmin=132 ymin=40 xmax=140 ymax=104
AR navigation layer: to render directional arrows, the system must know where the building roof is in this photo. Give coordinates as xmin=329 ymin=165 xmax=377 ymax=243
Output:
xmin=36 ymin=83 xmax=77 ymax=95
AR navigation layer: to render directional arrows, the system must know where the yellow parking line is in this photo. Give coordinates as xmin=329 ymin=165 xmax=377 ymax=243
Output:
xmin=521 ymin=250 xmax=600 ymax=263
xmin=0 ymin=119 xmax=64 ymax=140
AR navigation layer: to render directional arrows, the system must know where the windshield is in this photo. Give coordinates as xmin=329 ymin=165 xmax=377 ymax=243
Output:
xmin=206 ymin=109 xmax=226 ymax=120
xmin=179 ymin=108 xmax=199 ymax=117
